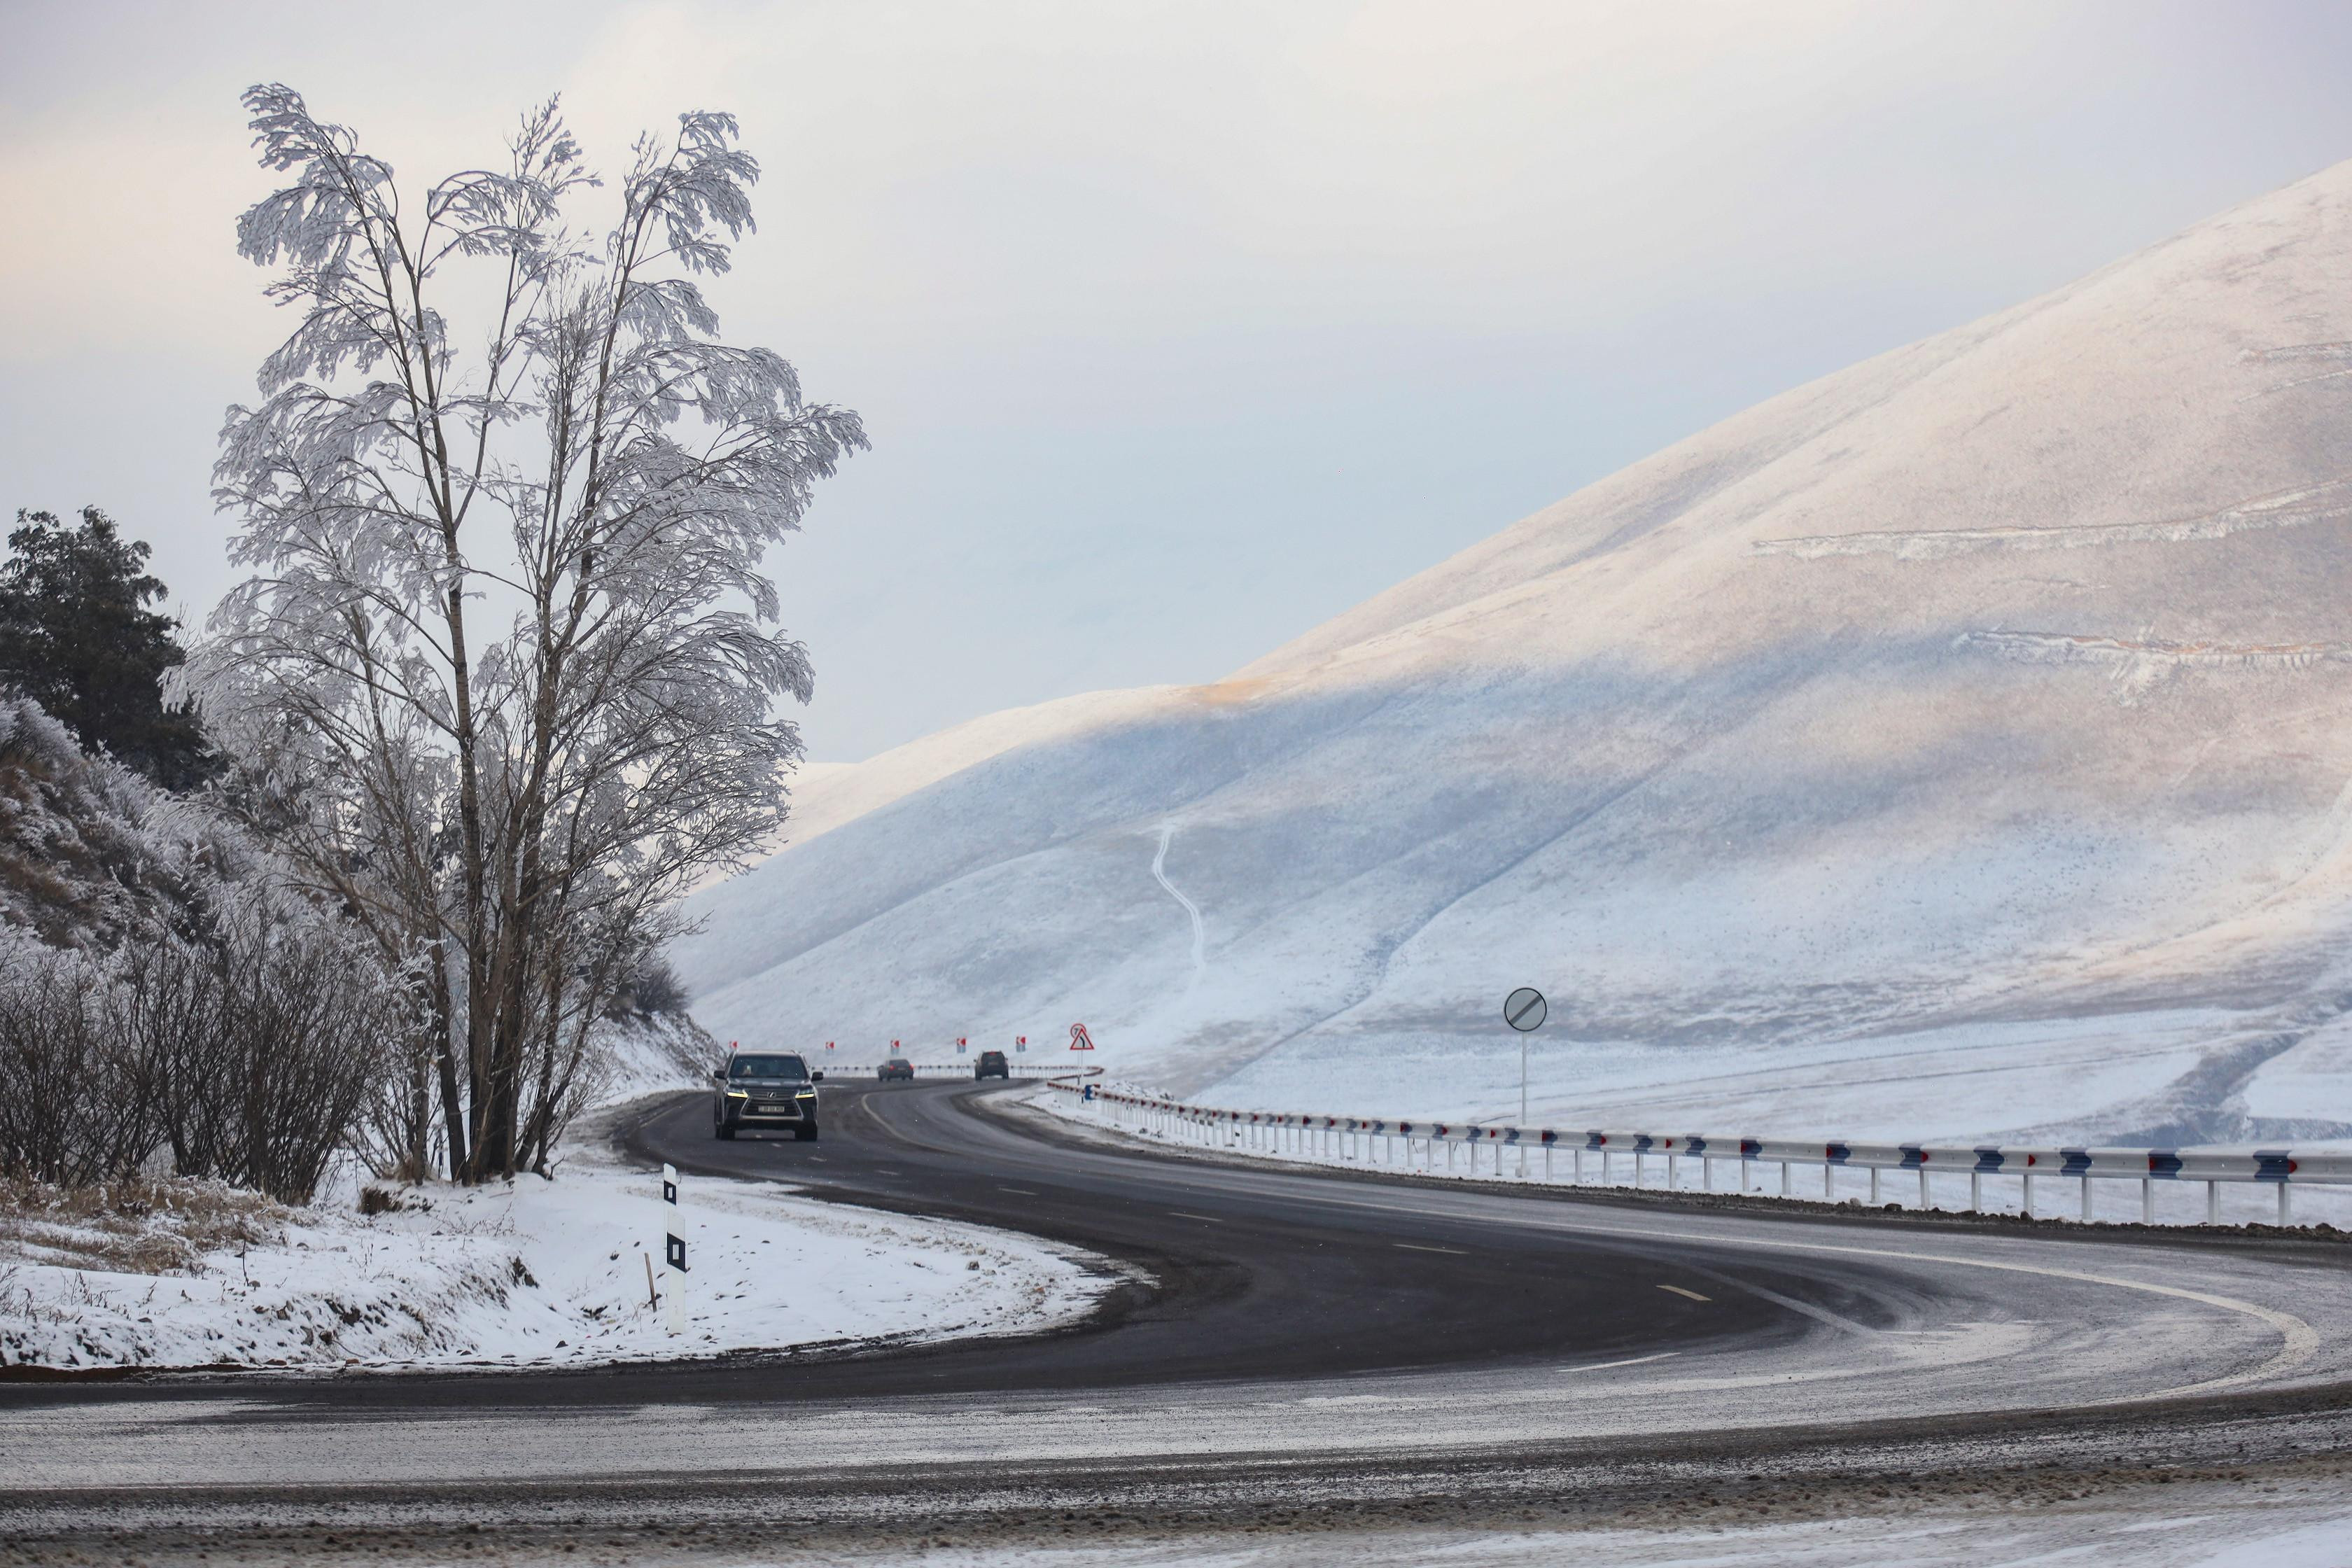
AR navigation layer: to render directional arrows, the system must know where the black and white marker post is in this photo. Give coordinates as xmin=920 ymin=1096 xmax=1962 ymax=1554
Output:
xmin=659 ymin=1161 xmax=687 ymax=1336
xmin=1504 ymin=986 xmax=1546 ymax=1127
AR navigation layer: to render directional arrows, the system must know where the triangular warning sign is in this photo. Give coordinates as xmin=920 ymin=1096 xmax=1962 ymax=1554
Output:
xmin=1069 ymin=1023 xmax=1096 ymax=1051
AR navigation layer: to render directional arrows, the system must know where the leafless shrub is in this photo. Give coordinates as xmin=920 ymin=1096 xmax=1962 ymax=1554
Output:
xmin=120 ymin=899 xmax=400 ymax=1204
xmin=606 ymin=953 xmax=689 ymax=1021
xmin=0 ymin=942 xmax=160 ymax=1186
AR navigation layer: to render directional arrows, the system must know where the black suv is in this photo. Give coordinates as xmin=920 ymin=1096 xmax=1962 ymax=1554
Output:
xmin=974 ymin=1049 xmax=1010 ymax=1081
xmin=713 ymin=1051 xmax=822 ymax=1140
xmin=878 ymin=1056 xmax=916 ymax=1083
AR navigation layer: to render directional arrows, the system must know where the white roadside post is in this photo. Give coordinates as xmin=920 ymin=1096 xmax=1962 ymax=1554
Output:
xmin=659 ymin=1162 xmax=687 ymax=1336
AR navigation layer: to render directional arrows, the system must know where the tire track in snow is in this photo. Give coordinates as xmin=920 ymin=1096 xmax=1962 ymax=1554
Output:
xmin=1153 ymin=822 xmax=1207 ymax=995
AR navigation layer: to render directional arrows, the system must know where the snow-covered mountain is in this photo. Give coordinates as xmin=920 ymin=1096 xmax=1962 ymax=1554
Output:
xmin=673 ymin=160 xmax=2352 ymax=1147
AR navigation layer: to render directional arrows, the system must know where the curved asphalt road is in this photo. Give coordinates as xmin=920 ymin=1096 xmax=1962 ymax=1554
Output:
xmin=6 ymin=1078 xmax=2352 ymax=1556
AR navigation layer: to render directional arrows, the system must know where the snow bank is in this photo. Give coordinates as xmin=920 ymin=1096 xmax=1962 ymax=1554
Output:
xmin=590 ymin=1010 xmax=724 ymax=1107
xmin=671 ymin=158 xmax=2352 ymax=1153
xmin=0 ymin=1131 xmax=1107 ymax=1373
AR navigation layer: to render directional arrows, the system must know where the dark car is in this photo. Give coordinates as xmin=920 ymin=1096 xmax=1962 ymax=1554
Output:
xmin=974 ymin=1049 xmax=1010 ymax=1081
xmin=878 ymin=1056 xmax=916 ymax=1083
xmin=713 ymin=1051 xmax=822 ymax=1141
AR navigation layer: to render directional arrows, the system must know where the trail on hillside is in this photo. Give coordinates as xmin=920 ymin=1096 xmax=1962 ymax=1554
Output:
xmin=1152 ymin=822 xmax=1208 ymax=996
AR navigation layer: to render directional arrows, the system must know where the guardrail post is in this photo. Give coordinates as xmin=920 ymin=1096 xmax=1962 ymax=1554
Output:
xmin=1970 ymin=1172 xmax=1982 ymax=1212
xmin=1546 ymin=1143 xmax=1555 ymax=1181
xmin=2080 ymin=1174 xmax=2092 ymax=1222
xmin=2141 ymin=1177 xmax=2153 ymax=1224
xmin=1868 ymin=1166 xmax=1880 ymax=1204
xmin=2206 ymin=1180 xmax=2219 ymax=1225
xmin=1632 ymin=1149 xmax=1644 ymax=1189
xmin=1574 ymin=1147 xmax=1584 ymax=1184
xmin=1601 ymin=1149 xmax=1611 ymax=1186
xmin=2022 ymin=1170 xmax=2033 ymax=1217
xmin=2278 ymin=1184 xmax=2291 ymax=1226
xmin=1780 ymin=1160 xmax=1792 ymax=1198
xmin=1823 ymin=1162 xmax=1835 ymax=1200
xmin=1665 ymin=1152 xmax=1678 ymax=1189
xmin=1919 ymin=1168 xmax=1930 ymax=1209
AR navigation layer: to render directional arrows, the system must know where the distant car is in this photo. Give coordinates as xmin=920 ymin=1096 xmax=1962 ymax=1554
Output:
xmin=974 ymin=1049 xmax=1010 ymax=1081
xmin=713 ymin=1050 xmax=822 ymax=1141
xmin=878 ymin=1056 xmax=916 ymax=1083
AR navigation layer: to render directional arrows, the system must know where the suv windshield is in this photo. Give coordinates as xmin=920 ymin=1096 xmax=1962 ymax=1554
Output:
xmin=729 ymin=1055 xmax=809 ymax=1081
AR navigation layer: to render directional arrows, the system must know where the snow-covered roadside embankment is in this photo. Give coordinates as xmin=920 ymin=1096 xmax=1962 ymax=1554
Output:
xmin=1 ymin=1101 xmax=1110 ymax=1373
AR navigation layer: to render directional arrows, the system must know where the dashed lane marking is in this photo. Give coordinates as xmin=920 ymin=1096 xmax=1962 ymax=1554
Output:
xmin=999 ymin=1186 xmax=1039 ymax=1196
xmin=1658 ymin=1284 xmax=1711 ymax=1302
xmin=1394 ymin=1242 xmax=1466 ymax=1255
xmin=1169 ymin=1211 xmax=1224 ymax=1223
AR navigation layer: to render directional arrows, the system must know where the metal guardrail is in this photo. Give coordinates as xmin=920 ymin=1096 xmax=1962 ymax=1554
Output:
xmin=1051 ymin=1082 xmax=2351 ymax=1226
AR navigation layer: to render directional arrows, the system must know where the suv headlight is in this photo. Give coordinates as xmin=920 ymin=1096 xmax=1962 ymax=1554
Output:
xmin=725 ymin=1088 xmax=749 ymax=1099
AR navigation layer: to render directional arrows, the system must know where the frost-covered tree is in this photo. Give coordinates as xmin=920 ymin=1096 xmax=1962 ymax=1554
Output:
xmin=187 ymin=85 xmax=864 ymax=1180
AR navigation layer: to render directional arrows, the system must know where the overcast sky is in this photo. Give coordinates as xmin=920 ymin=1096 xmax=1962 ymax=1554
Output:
xmin=5 ymin=1 xmax=2352 ymax=760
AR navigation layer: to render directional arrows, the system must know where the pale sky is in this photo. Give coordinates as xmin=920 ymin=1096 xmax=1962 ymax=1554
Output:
xmin=5 ymin=1 xmax=2352 ymax=760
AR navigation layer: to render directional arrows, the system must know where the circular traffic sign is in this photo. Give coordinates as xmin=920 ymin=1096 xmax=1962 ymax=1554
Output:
xmin=1504 ymin=987 xmax=1546 ymax=1032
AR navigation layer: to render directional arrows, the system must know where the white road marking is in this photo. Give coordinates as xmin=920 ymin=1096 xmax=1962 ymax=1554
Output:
xmin=999 ymin=1187 xmax=1039 ymax=1196
xmin=1658 ymin=1284 xmax=1711 ymax=1302
xmin=1168 ymin=1211 xmax=1224 ymax=1224
xmin=1394 ymin=1242 xmax=1466 ymax=1255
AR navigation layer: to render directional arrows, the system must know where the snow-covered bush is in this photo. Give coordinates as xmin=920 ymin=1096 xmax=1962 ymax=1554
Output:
xmin=117 ymin=901 xmax=400 ymax=1203
xmin=0 ymin=911 xmax=398 ymax=1203
xmin=0 ymin=691 xmax=405 ymax=1200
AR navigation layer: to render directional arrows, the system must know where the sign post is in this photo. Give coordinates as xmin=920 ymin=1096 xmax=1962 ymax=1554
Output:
xmin=1504 ymin=988 xmax=1546 ymax=1128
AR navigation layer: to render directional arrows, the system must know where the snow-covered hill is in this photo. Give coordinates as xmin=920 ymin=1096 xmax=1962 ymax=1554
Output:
xmin=673 ymin=160 xmax=2352 ymax=1148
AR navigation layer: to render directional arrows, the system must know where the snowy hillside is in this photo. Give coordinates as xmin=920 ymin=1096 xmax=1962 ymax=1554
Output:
xmin=673 ymin=160 xmax=2352 ymax=1149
